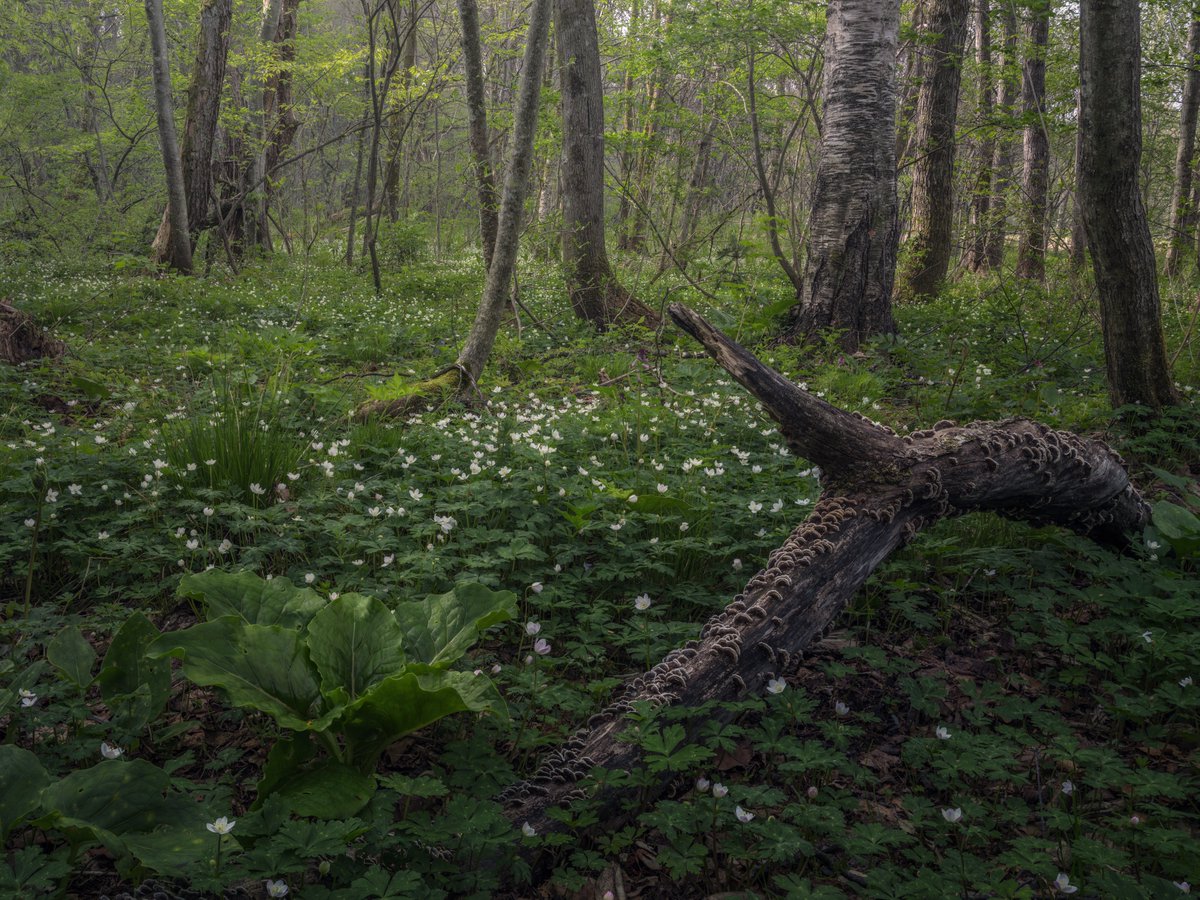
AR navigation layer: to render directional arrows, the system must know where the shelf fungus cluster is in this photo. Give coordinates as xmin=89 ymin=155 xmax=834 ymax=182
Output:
xmin=500 ymin=303 xmax=1149 ymax=840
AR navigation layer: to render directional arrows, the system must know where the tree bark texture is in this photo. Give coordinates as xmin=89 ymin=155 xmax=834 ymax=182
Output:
xmin=500 ymin=302 xmax=1150 ymax=839
xmin=964 ymin=0 xmax=994 ymax=274
xmin=784 ymin=0 xmax=899 ymax=350
xmin=557 ymin=0 xmax=659 ymax=329
xmin=1015 ymin=1 xmax=1050 ymax=282
xmin=454 ymin=0 xmax=552 ymax=385
xmin=144 ymin=0 xmax=192 ymax=274
xmin=1078 ymin=0 xmax=1177 ymax=411
xmin=1164 ymin=7 xmax=1200 ymax=278
xmin=152 ymin=0 xmax=232 ymax=262
xmin=457 ymin=0 xmax=499 ymax=269
xmin=983 ymin=3 xmax=1018 ymax=270
xmin=264 ymin=0 xmax=302 ymax=191
xmin=383 ymin=0 xmax=420 ymax=223
xmin=895 ymin=0 xmax=969 ymax=301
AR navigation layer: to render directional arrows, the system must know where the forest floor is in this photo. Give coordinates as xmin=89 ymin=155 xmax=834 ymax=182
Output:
xmin=1 ymin=250 xmax=1199 ymax=899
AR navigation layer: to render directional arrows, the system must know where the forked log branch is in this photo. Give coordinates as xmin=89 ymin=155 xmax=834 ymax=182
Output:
xmin=501 ymin=303 xmax=1148 ymax=840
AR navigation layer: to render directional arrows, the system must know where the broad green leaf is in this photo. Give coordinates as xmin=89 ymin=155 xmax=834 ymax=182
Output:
xmin=47 ymin=625 xmax=96 ymax=690
xmin=274 ymin=760 xmax=375 ymax=819
xmin=392 ymin=583 xmax=516 ymax=668
xmin=1152 ymin=501 xmax=1200 ymax=557
xmin=178 ymin=570 xmax=326 ymax=629
xmin=121 ymin=820 xmax=215 ymax=875
xmin=95 ymin=613 xmax=171 ymax=716
xmin=306 ymin=593 xmax=406 ymax=699
xmin=340 ymin=669 xmax=505 ymax=769
xmin=148 ymin=619 xmax=335 ymax=732
xmin=0 ymin=745 xmax=50 ymax=837
xmin=255 ymin=734 xmax=318 ymax=806
xmin=41 ymin=760 xmax=172 ymax=837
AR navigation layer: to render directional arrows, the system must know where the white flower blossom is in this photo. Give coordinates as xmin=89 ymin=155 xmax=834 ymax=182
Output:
xmin=206 ymin=816 xmax=236 ymax=834
xmin=1054 ymin=872 xmax=1078 ymax=894
xmin=941 ymin=808 xmax=962 ymax=823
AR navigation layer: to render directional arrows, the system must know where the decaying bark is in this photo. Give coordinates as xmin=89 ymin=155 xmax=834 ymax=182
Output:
xmin=1 ymin=302 xmax=66 ymax=365
xmin=501 ymin=302 xmax=1149 ymax=839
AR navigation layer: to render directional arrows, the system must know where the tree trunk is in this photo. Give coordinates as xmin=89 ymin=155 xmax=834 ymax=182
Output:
xmin=665 ymin=111 xmax=718 ymax=269
xmin=144 ymin=0 xmax=192 ymax=274
xmin=1069 ymin=88 xmax=1087 ymax=270
xmin=1164 ymin=7 xmax=1200 ymax=278
xmin=983 ymin=3 xmax=1018 ymax=270
xmin=458 ymin=0 xmax=499 ymax=269
xmin=557 ymin=0 xmax=659 ymax=329
xmin=964 ymin=0 xmax=994 ymax=274
xmin=454 ymin=0 xmax=552 ymax=386
xmin=382 ymin=0 xmax=420 ymax=224
xmin=895 ymin=0 xmax=969 ymax=301
xmin=501 ymin=302 xmax=1150 ymax=841
xmin=263 ymin=0 xmax=302 ymax=214
xmin=1015 ymin=1 xmax=1050 ymax=282
xmin=152 ymin=0 xmax=232 ymax=263
xmin=748 ymin=48 xmax=803 ymax=295
xmin=1079 ymin=0 xmax=1177 ymax=411
xmin=783 ymin=0 xmax=899 ymax=350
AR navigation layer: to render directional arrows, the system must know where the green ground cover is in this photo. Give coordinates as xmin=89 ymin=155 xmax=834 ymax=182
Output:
xmin=1 ymin=253 xmax=1198 ymax=898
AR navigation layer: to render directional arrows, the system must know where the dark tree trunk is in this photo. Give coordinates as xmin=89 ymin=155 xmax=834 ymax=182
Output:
xmin=783 ymin=0 xmax=899 ymax=350
xmin=983 ymin=2 xmax=1018 ymax=270
xmin=144 ymin=0 xmax=192 ymax=274
xmin=1079 ymin=0 xmax=1177 ymax=411
xmin=458 ymin=0 xmax=499 ymax=269
xmin=557 ymin=0 xmax=659 ymax=328
xmin=964 ymin=0 xmax=994 ymax=274
xmin=263 ymin=0 xmax=302 ymax=211
xmin=1069 ymin=88 xmax=1087 ymax=270
xmin=1015 ymin=1 xmax=1050 ymax=282
xmin=895 ymin=0 xmax=970 ymax=301
xmin=152 ymin=0 xmax=232 ymax=262
xmin=1164 ymin=7 xmax=1200 ymax=278
xmin=500 ymin=302 xmax=1150 ymax=842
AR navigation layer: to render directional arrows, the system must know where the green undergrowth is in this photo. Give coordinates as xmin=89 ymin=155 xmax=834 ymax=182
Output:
xmin=1 ymin=254 xmax=1198 ymax=897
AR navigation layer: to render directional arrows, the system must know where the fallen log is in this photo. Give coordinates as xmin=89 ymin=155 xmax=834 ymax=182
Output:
xmin=500 ymin=302 xmax=1148 ymax=840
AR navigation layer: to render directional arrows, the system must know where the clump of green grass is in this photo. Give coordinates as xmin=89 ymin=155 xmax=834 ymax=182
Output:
xmin=164 ymin=377 xmax=306 ymax=507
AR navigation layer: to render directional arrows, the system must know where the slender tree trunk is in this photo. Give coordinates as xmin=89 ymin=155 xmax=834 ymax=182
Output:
xmin=557 ymin=0 xmax=659 ymax=328
xmin=80 ymin=13 xmax=113 ymax=204
xmin=964 ymin=0 xmax=994 ymax=273
xmin=144 ymin=0 xmax=192 ymax=274
xmin=783 ymin=0 xmax=899 ymax=350
xmin=242 ymin=0 xmax=284 ymax=253
xmin=1015 ymin=1 xmax=1050 ymax=281
xmin=983 ymin=3 xmax=1018 ymax=269
xmin=1079 ymin=0 xmax=1177 ymax=410
xmin=666 ymin=111 xmax=718 ymax=269
xmin=382 ymin=0 xmax=419 ymax=223
xmin=263 ymin=0 xmax=302 ymax=222
xmin=749 ymin=48 xmax=802 ymax=294
xmin=457 ymin=0 xmax=499 ymax=268
xmin=153 ymin=0 xmax=232 ymax=262
xmin=1164 ymin=7 xmax=1200 ymax=277
xmin=454 ymin=0 xmax=552 ymax=385
xmin=895 ymin=0 xmax=970 ymax=301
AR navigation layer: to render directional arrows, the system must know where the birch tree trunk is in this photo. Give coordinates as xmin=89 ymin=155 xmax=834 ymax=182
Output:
xmin=1015 ymin=1 xmax=1050 ymax=282
xmin=895 ymin=0 xmax=969 ymax=301
xmin=783 ymin=0 xmax=899 ymax=350
xmin=144 ymin=0 xmax=192 ymax=274
xmin=454 ymin=0 xmax=552 ymax=386
xmin=983 ymin=3 xmax=1018 ymax=270
xmin=557 ymin=0 xmax=659 ymax=328
xmin=457 ymin=0 xmax=499 ymax=269
xmin=964 ymin=0 xmax=994 ymax=274
xmin=152 ymin=0 xmax=232 ymax=263
xmin=1079 ymin=0 xmax=1177 ymax=410
xmin=1164 ymin=7 xmax=1200 ymax=278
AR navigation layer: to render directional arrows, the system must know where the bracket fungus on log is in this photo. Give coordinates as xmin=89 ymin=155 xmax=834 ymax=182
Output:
xmin=500 ymin=302 xmax=1148 ymax=840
